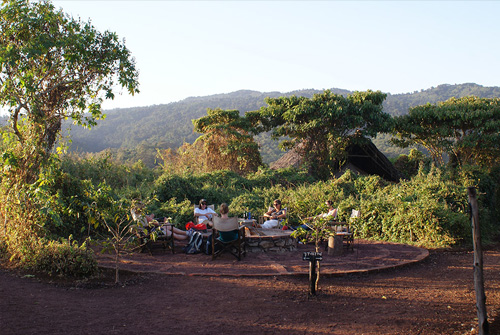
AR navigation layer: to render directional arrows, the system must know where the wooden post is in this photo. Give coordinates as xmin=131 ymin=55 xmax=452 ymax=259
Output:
xmin=303 ymin=252 xmax=322 ymax=296
xmin=328 ymin=235 xmax=335 ymax=256
xmin=468 ymin=187 xmax=489 ymax=335
xmin=332 ymin=235 xmax=343 ymax=256
xmin=309 ymin=259 xmax=317 ymax=295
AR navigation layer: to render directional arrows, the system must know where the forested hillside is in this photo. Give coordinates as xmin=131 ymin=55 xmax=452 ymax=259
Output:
xmin=64 ymin=83 xmax=500 ymax=165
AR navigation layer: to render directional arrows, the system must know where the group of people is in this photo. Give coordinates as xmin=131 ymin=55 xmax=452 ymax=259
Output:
xmin=132 ymin=198 xmax=338 ymax=241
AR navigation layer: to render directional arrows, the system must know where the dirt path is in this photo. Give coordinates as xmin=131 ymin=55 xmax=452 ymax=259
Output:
xmin=1 ymin=246 xmax=499 ymax=334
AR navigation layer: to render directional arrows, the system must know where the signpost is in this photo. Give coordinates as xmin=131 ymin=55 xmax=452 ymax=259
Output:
xmin=303 ymin=252 xmax=323 ymax=295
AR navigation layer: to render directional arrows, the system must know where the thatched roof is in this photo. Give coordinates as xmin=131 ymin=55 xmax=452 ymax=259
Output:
xmin=270 ymin=140 xmax=402 ymax=182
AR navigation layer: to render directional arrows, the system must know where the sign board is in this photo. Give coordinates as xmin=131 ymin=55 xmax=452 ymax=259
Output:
xmin=302 ymin=252 xmax=323 ymax=261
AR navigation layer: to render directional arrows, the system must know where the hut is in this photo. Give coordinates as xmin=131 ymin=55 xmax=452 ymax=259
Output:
xmin=270 ymin=140 xmax=402 ymax=182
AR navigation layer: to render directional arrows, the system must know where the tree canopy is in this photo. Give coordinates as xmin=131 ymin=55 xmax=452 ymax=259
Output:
xmin=192 ymin=108 xmax=262 ymax=174
xmin=248 ymin=90 xmax=390 ymax=179
xmin=391 ymin=96 xmax=500 ymax=168
xmin=0 ymin=0 xmax=139 ymax=183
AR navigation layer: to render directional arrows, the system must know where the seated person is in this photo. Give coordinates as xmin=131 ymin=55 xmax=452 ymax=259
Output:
xmin=296 ymin=200 xmax=337 ymax=231
xmin=131 ymin=206 xmax=191 ymax=240
xmin=260 ymin=199 xmax=286 ymax=229
xmin=217 ymin=203 xmax=238 ymax=242
xmin=194 ymin=198 xmax=218 ymax=227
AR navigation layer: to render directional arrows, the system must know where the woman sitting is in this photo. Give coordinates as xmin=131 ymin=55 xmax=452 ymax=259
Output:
xmin=296 ymin=200 xmax=337 ymax=231
xmin=216 ymin=203 xmax=239 ymax=242
xmin=194 ymin=198 xmax=218 ymax=227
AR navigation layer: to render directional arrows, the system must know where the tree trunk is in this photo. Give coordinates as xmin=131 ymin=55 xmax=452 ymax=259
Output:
xmin=468 ymin=187 xmax=489 ymax=335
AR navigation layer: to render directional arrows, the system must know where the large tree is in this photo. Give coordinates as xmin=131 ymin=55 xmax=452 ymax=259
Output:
xmin=391 ymin=96 xmax=500 ymax=168
xmin=192 ymin=108 xmax=262 ymax=175
xmin=0 ymin=0 xmax=139 ymax=251
xmin=0 ymin=0 xmax=139 ymax=184
xmin=248 ymin=90 xmax=390 ymax=179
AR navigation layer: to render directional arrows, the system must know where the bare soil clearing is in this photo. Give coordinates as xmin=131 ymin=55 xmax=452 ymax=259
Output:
xmin=1 ymin=242 xmax=499 ymax=335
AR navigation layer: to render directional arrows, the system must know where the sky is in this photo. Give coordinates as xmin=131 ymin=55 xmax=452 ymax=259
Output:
xmin=40 ymin=1 xmax=500 ymax=110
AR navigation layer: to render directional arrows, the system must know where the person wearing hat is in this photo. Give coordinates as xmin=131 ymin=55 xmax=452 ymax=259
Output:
xmin=194 ymin=199 xmax=217 ymax=227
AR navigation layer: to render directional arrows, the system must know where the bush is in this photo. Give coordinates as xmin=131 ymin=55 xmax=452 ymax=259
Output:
xmin=30 ymin=238 xmax=98 ymax=277
xmin=153 ymin=198 xmax=194 ymax=229
xmin=394 ymin=149 xmax=431 ymax=179
xmin=3 ymin=233 xmax=98 ymax=278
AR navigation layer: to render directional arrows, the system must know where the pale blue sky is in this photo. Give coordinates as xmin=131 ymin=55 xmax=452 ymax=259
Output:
xmin=51 ymin=1 xmax=500 ymax=110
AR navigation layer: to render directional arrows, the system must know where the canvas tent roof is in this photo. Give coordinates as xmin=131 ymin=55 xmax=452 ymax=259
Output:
xmin=270 ymin=140 xmax=402 ymax=182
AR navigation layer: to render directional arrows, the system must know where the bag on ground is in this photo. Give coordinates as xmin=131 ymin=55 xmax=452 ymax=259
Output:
xmin=184 ymin=231 xmax=203 ymax=254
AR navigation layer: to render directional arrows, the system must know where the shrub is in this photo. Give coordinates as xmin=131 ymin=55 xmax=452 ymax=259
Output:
xmin=394 ymin=149 xmax=431 ymax=179
xmin=153 ymin=198 xmax=194 ymax=229
xmin=30 ymin=238 xmax=98 ymax=277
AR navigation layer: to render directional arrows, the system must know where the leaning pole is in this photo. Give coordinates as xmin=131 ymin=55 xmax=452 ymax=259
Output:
xmin=468 ymin=187 xmax=489 ymax=335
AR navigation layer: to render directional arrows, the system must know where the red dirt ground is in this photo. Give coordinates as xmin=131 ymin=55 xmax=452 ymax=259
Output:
xmin=1 ymin=241 xmax=499 ymax=335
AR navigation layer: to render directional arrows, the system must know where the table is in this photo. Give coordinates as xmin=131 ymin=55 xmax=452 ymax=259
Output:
xmin=238 ymin=219 xmax=257 ymax=227
xmin=238 ymin=219 xmax=258 ymax=236
xmin=325 ymin=221 xmax=353 ymax=255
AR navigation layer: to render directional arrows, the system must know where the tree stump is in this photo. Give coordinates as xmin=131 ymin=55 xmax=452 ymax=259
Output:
xmin=328 ymin=235 xmax=343 ymax=256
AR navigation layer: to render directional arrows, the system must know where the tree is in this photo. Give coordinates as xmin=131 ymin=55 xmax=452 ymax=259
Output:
xmin=0 ymin=0 xmax=139 ymax=183
xmin=192 ymin=108 xmax=262 ymax=175
xmin=391 ymin=96 xmax=500 ymax=168
xmin=0 ymin=0 xmax=139 ymax=263
xmin=248 ymin=90 xmax=390 ymax=179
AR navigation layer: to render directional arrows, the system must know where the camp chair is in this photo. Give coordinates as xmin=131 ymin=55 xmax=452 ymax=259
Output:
xmin=322 ymin=209 xmax=356 ymax=251
xmin=345 ymin=209 xmax=360 ymax=249
xmin=131 ymin=210 xmax=175 ymax=254
xmin=211 ymin=217 xmax=246 ymax=261
xmin=194 ymin=204 xmax=215 ymax=227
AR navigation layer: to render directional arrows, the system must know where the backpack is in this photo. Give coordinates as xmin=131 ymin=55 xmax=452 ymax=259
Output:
xmin=184 ymin=231 xmax=203 ymax=254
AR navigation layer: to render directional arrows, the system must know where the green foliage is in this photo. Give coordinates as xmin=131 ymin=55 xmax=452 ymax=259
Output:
xmin=391 ymin=96 xmax=500 ymax=168
xmin=0 ymin=0 xmax=139 ymax=185
xmin=192 ymin=108 xmax=262 ymax=174
xmin=247 ymin=166 xmax=317 ymax=188
xmin=60 ymin=152 xmax=157 ymax=195
xmin=65 ymin=84 xmax=500 ymax=167
xmin=0 ymin=0 xmax=138 ymax=278
xmin=152 ymin=198 xmax=194 ymax=229
xmin=29 ymin=238 xmax=98 ymax=277
xmin=89 ymin=200 xmax=137 ymax=283
xmin=253 ymin=90 xmax=391 ymax=179
xmin=393 ymin=149 xmax=432 ymax=179
xmin=291 ymin=217 xmax=333 ymax=251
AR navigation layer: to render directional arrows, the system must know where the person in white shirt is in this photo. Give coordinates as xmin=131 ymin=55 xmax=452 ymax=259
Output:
xmin=194 ymin=199 xmax=218 ymax=227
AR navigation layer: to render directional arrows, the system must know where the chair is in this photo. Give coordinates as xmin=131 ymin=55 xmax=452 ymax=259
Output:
xmin=131 ymin=216 xmax=175 ymax=254
xmin=332 ymin=222 xmax=353 ymax=250
xmin=346 ymin=209 xmax=360 ymax=248
xmin=194 ymin=204 xmax=215 ymax=226
xmin=211 ymin=217 xmax=246 ymax=261
xmin=323 ymin=209 xmax=356 ymax=251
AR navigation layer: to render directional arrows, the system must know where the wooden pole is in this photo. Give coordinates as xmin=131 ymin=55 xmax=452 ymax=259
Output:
xmin=309 ymin=259 xmax=317 ymax=295
xmin=468 ymin=187 xmax=489 ymax=335
xmin=304 ymin=252 xmax=322 ymax=296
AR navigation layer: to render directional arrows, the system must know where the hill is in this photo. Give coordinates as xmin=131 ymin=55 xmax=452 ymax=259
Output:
xmin=57 ymin=83 xmax=500 ymax=165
